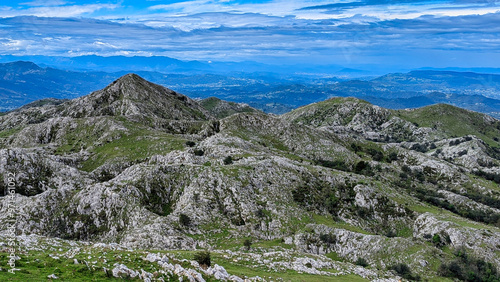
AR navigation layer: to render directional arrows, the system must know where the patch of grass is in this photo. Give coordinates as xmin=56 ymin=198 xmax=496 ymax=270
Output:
xmin=81 ymin=131 xmax=185 ymax=172
xmin=0 ymin=126 xmax=24 ymax=138
xmin=312 ymin=214 xmax=373 ymax=235
xmin=396 ymin=104 xmax=500 ymax=148
xmin=325 ymin=252 xmax=343 ymax=262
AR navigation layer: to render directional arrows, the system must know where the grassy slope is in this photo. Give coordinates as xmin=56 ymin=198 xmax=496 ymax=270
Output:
xmin=0 ymin=246 xmax=369 ymax=281
xmin=200 ymin=97 xmax=256 ymax=119
xmin=51 ymin=117 xmax=188 ymax=172
xmin=395 ymin=103 xmax=500 ymax=147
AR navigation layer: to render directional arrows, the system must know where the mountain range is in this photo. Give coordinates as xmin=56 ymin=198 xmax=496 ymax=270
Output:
xmin=0 ymin=74 xmax=499 ymax=281
xmin=1 ymin=61 xmax=500 ymax=119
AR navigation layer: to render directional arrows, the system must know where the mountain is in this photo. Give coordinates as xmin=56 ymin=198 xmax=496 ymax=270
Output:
xmin=199 ymin=97 xmax=259 ymax=118
xmin=1 ymin=75 xmax=500 ymax=281
xmin=373 ymin=70 xmax=500 ymax=98
xmin=0 ymin=61 xmax=120 ymax=111
xmin=360 ymin=92 xmax=500 ymax=119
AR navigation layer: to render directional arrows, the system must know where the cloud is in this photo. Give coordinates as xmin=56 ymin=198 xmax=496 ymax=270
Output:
xmin=20 ymin=0 xmax=68 ymax=7
xmin=0 ymin=3 xmax=120 ymax=18
xmin=0 ymin=1 xmax=499 ymax=69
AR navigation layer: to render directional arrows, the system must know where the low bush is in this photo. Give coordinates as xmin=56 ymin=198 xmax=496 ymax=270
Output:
xmin=179 ymin=214 xmax=191 ymax=226
xmin=355 ymin=257 xmax=369 ymax=267
xmin=390 ymin=263 xmax=420 ymax=281
xmin=438 ymin=247 xmax=499 ymax=281
xmin=194 ymin=250 xmax=211 ymax=267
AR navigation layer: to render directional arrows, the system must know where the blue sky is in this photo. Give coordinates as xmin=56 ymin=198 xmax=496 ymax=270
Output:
xmin=0 ymin=0 xmax=499 ymax=70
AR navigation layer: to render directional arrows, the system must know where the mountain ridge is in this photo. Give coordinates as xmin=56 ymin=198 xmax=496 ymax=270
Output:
xmin=2 ymin=61 xmax=500 ymax=120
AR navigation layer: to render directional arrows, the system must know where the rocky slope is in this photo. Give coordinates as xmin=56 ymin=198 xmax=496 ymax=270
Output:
xmin=0 ymin=75 xmax=499 ymax=281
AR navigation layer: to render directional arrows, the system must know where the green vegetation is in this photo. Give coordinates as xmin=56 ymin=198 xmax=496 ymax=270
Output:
xmin=0 ymin=126 xmax=24 ymax=138
xmin=194 ymin=149 xmax=204 ymax=156
xmin=81 ymin=130 xmax=185 ymax=172
xmin=200 ymin=97 xmax=256 ymax=118
xmin=438 ymin=247 xmax=500 ymax=281
xmin=396 ymin=104 xmax=500 ymax=147
xmin=223 ymin=155 xmax=233 ymax=165
xmin=390 ymin=263 xmax=420 ymax=281
xmin=355 ymin=257 xmax=369 ymax=267
xmin=193 ymin=250 xmax=211 ymax=267
xmin=243 ymin=239 xmax=252 ymax=250
xmin=179 ymin=213 xmax=191 ymax=226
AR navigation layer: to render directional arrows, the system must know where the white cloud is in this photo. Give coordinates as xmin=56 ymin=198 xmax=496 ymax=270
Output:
xmin=20 ymin=0 xmax=68 ymax=7
xmin=0 ymin=3 xmax=120 ymax=18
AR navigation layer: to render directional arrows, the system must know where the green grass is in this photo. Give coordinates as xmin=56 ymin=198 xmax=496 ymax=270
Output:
xmin=311 ymin=214 xmax=374 ymax=235
xmin=80 ymin=131 xmax=185 ymax=172
xmin=0 ymin=126 xmax=24 ymax=138
xmin=325 ymin=252 xmax=343 ymax=262
xmin=396 ymin=103 xmax=500 ymax=147
xmin=0 ymin=251 xmax=132 ymax=281
xmin=171 ymin=250 xmax=367 ymax=282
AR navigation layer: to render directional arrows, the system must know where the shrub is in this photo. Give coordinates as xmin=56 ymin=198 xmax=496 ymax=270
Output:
xmin=367 ymin=148 xmax=384 ymax=161
xmin=194 ymin=250 xmax=211 ymax=267
xmin=388 ymin=152 xmax=398 ymax=162
xmin=390 ymin=263 xmax=420 ymax=281
xmin=194 ymin=149 xmax=204 ymax=156
xmin=305 ymin=262 xmax=312 ymax=268
xmin=385 ymin=230 xmax=397 ymax=238
xmin=179 ymin=214 xmax=191 ymax=226
xmin=354 ymin=161 xmax=373 ymax=176
xmin=223 ymin=156 xmax=233 ymax=165
xmin=402 ymin=165 xmax=411 ymax=173
xmin=355 ymin=257 xmax=369 ymax=267
xmin=243 ymin=239 xmax=252 ymax=250
xmin=351 ymin=143 xmax=361 ymax=153
xmin=255 ymin=208 xmax=265 ymax=218
xmin=438 ymin=247 xmax=499 ymax=281
xmin=315 ymin=159 xmax=348 ymax=171
xmin=432 ymin=234 xmax=441 ymax=246
xmin=410 ymin=143 xmax=428 ymax=153
xmin=319 ymin=233 xmax=336 ymax=245
xmin=185 ymin=141 xmax=196 ymax=147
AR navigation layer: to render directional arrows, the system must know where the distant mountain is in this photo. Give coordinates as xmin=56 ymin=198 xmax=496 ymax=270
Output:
xmin=0 ymin=55 xmax=381 ymax=77
xmin=0 ymin=61 xmax=120 ymax=111
xmin=361 ymin=92 xmax=500 ymax=119
xmin=1 ymin=61 xmax=500 ymax=119
xmin=372 ymin=70 xmax=500 ymax=98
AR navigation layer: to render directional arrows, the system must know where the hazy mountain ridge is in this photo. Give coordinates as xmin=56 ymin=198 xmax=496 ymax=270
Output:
xmin=0 ymin=75 xmax=499 ymax=281
xmin=1 ymin=61 xmax=500 ymax=119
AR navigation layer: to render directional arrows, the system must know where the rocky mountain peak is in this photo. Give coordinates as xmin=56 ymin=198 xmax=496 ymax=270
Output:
xmin=59 ymin=73 xmax=212 ymax=121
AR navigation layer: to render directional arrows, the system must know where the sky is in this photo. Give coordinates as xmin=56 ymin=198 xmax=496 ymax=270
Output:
xmin=0 ymin=0 xmax=499 ymax=70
